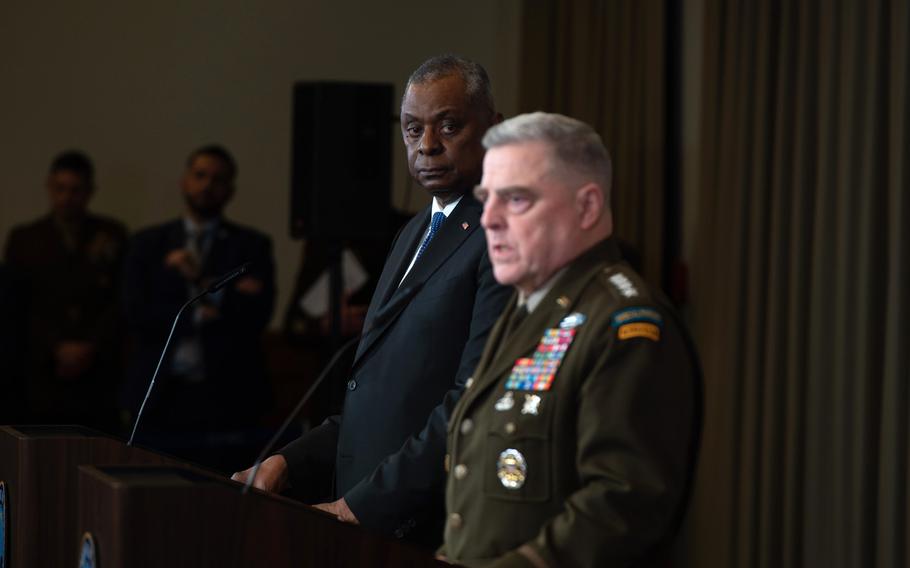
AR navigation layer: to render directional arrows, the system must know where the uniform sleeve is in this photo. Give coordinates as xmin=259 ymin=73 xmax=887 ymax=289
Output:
xmin=491 ymin=312 xmax=700 ymax=568
xmin=344 ymin=248 xmax=512 ymax=537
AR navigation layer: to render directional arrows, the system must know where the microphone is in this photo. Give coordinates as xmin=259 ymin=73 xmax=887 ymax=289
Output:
xmin=127 ymin=262 xmax=253 ymax=447
xmin=241 ymin=283 xmax=423 ymax=494
xmin=206 ymin=262 xmax=250 ymax=293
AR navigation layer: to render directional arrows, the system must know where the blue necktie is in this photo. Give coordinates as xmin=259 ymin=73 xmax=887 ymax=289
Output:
xmin=416 ymin=212 xmax=446 ymax=260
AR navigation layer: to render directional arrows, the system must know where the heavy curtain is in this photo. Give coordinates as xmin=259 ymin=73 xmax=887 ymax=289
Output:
xmin=688 ymin=1 xmax=909 ymax=567
xmin=518 ymin=0 xmax=670 ymax=286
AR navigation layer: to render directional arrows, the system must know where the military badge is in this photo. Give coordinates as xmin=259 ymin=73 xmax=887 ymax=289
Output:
xmin=617 ymin=322 xmax=661 ymax=341
xmin=495 ymin=391 xmax=515 ymax=411
xmin=521 ymin=394 xmax=542 ymax=415
xmin=612 ymin=306 xmax=663 ymax=342
xmin=0 ymin=481 xmax=7 ymax=568
xmin=611 ymin=307 xmax=662 ymax=327
xmin=608 ymin=272 xmax=639 ymax=297
xmin=78 ymin=532 xmax=97 ymax=568
xmin=559 ymin=312 xmax=586 ymax=329
xmin=497 ymin=448 xmax=527 ymax=489
xmin=505 ymin=322 xmax=580 ymax=391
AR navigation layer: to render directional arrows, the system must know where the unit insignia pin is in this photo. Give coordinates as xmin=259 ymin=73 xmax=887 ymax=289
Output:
xmin=497 ymin=448 xmax=528 ymax=489
xmin=494 ymin=391 xmax=515 ymax=411
xmin=559 ymin=312 xmax=587 ymax=329
xmin=462 ymin=222 xmax=469 ymax=230
xmin=521 ymin=394 xmax=542 ymax=415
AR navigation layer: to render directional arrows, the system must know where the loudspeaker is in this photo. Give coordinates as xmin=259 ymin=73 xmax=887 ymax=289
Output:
xmin=290 ymin=81 xmax=394 ymax=240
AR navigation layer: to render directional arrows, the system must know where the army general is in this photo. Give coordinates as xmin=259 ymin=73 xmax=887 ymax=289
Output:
xmin=440 ymin=113 xmax=702 ymax=567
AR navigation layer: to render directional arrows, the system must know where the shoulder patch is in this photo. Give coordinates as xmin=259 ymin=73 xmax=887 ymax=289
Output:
xmin=613 ymin=306 xmax=663 ymax=342
xmin=617 ymin=322 xmax=661 ymax=342
xmin=611 ymin=307 xmax=663 ymax=327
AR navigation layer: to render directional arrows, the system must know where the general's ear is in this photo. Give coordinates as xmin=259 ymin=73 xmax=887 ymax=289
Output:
xmin=576 ymin=183 xmax=604 ymax=230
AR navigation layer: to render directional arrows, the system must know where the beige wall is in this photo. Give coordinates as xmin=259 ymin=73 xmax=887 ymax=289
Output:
xmin=0 ymin=0 xmax=522 ymax=326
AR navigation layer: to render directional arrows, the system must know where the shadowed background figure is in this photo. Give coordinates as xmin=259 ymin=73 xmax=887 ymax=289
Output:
xmin=3 ymin=151 xmax=127 ymax=432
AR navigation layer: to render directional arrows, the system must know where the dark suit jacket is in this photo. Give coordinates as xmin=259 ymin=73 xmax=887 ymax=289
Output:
xmin=280 ymin=195 xmax=511 ymax=545
xmin=121 ymin=218 xmax=275 ymax=430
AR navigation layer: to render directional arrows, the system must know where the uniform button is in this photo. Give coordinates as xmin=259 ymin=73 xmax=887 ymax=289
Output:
xmin=505 ymin=422 xmax=516 ymax=434
xmin=460 ymin=419 xmax=474 ymax=434
xmin=449 ymin=513 xmax=463 ymax=530
xmin=347 ymin=379 xmax=357 ymax=391
xmin=465 ymin=377 xmax=474 ymax=389
xmin=394 ymin=528 xmax=405 ymax=538
xmin=453 ymin=464 xmax=468 ymax=480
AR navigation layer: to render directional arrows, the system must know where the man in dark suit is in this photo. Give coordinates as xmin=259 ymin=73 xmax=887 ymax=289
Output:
xmin=440 ymin=113 xmax=702 ymax=567
xmin=4 ymin=151 xmax=128 ymax=431
xmin=233 ymin=55 xmax=511 ymax=546
xmin=122 ymin=145 xmax=275 ymax=466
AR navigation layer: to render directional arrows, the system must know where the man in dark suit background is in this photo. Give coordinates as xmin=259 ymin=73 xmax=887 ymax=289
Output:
xmin=4 ymin=150 xmax=127 ymax=431
xmin=233 ymin=55 xmax=511 ymax=546
xmin=122 ymin=145 xmax=275 ymax=470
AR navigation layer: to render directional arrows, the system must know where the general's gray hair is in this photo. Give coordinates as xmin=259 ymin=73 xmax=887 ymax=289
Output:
xmin=404 ymin=54 xmax=496 ymax=117
xmin=482 ymin=112 xmax=612 ymax=198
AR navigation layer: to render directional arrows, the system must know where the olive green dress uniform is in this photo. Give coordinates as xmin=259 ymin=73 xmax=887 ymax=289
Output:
xmin=441 ymin=238 xmax=701 ymax=568
xmin=4 ymin=213 xmax=128 ymax=429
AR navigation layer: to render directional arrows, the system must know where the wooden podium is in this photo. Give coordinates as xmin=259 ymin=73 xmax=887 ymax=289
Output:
xmin=0 ymin=425 xmax=185 ymax=568
xmin=0 ymin=425 xmax=445 ymax=568
xmin=77 ymin=465 xmax=444 ymax=567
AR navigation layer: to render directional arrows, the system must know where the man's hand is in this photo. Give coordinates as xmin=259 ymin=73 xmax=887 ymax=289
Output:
xmin=231 ymin=454 xmax=289 ymax=493
xmin=313 ymin=497 xmax=359 ymax=525
xmin=164 ymin=248 xmax=200 ymax=281
xmin=234 ymin=276 xmax=264 ymax=295
xmin=54 ymin=341 xmax=96 ymax=380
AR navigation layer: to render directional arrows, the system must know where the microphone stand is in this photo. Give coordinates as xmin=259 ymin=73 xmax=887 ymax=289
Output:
xmin=127 ymin=262 xmax=251 ymax=447
xmin=241 ymin=334 xmax=359 ymax=495
xmin=240 ymin=282 xmax=423 ymax=495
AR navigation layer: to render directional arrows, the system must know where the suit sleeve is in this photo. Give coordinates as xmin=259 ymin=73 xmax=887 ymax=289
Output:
xmin=276 ymin=224 xmax=412 ymax=502
xmin=343 ymin=248 xmax=512 ymax=536
xmin=488 ymin=312 xmax=700 ymax=568
xmin=214 ymin=233 xmax=275 ymax=334
xmin=278 ymin=414 xmax=342 ymax=502
xmin=122 ymin=230 xmax=189 ymax=336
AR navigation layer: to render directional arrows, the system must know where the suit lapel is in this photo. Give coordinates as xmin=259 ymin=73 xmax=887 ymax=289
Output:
xmin=201 ymin=221 xmax=232 ymax=275
xmin=398 ymin=197 xmax=482 ymax=291
xmin=352 ymin=197 xmax=483 ymax=370
xmin=165 ymin=219 xmax=187 ymax=250
xmin=370 ymin=209 xmax=428 ymax=314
